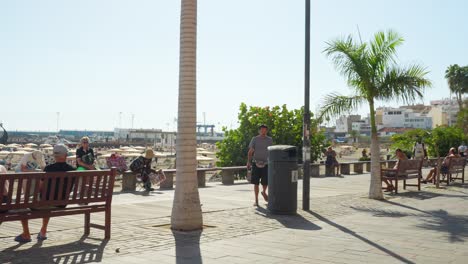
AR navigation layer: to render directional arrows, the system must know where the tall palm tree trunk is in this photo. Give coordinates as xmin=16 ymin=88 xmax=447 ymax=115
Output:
xmin=368 ymin=102 xmax=383 ymax=199
xmin=171 ymin=0 xmax=203 ymax=231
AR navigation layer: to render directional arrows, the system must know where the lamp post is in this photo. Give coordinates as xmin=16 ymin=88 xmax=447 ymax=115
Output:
xmin=302 ymin=0 xmax=311 ymax=211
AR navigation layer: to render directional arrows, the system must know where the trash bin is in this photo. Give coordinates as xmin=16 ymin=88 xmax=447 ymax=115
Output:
xmin=267 ymin=145 xmax=298 ymax=215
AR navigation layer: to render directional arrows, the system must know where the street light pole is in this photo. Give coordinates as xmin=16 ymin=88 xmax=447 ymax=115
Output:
xmin=302 ymin=0 xmax=311 ymax=211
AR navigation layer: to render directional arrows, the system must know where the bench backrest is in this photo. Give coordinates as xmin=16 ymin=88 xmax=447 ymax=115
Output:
xmin=397 ymin=159 xmax=422 ymax=175
xmin=448 ymin=157 xmax=466 ymax=172
xmin=0 ymin=168 xmax=116 ymax=211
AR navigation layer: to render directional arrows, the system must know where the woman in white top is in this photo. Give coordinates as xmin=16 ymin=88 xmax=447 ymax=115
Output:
xmin=15 ymin=151 xmax=46 ymax=173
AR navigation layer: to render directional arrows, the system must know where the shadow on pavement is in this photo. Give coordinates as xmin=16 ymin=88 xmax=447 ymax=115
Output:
xmin=349 ymin=206 xmax=416 ymax=218
xmin=172 ymin=229 xmax=202 ymax=264
xmin=255 ymin=207 xmax=321 ymax=231
xmin=306 ymin=211 xmax=416 ymax=264
xmin=387 ymin=191 xmax=442 ymax=200
xmin=0 ymin=236 xmax=107 ymax=264
xmin=381 ymin=200 xmax=468 ymax=243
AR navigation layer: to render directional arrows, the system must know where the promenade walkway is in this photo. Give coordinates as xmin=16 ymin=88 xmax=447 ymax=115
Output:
xmin=1 ymin=169 xmax=467 ymax=264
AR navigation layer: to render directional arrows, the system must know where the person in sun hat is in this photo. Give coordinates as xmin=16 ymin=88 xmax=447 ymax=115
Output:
xmin=130 ymin=149 xmax=165 ymax=192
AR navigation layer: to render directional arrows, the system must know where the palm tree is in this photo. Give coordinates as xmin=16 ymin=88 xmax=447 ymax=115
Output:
xmin=320 ymin=30 xmax=432 ymax=199
xmin=445 ymin=64 xmax=468 ymax=111
xmin=171 ymin=0 xmax=203 ymax=231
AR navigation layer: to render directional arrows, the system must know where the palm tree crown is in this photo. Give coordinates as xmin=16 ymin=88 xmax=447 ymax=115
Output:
xmin=320 ymin=30 xmax=431 ymax=199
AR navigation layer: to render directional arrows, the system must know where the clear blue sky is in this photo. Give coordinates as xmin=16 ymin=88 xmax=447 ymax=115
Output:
xmin=0 ymin=0 xmax=466 ymax=131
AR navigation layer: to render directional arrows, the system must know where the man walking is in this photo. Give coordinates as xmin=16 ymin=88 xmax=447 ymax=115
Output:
xmin=247 ymin=124 xmax=273 ymax=206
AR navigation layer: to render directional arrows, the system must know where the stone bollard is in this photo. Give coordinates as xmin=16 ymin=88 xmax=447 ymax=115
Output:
xmin=325 ymin=165 xmax=335 ymax=176
xmin=222 ymin=170 xmax=235 ymax=185
xmin=310 ymin=164 xmax=320 ymax=177
xmin=121 ymin=171 xmax=136 ymax=192
xmin=160 ymin=171 xmax=174 ymax=189
xmin=353 ymin=163 xmax=363 ymax=174
xmin=197 ymin=170 xmax=206 ymax=188
xmin=340 ymin=163 xmax=351 ymax=175
xmin=365 ymin=162 xmax=371 ymax=172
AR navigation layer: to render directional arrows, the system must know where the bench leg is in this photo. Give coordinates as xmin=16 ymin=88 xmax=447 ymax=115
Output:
xmin=403 ymin=180 xmax=406 ymax=190
xmin=84 ymin=212 xmax=90 ymax=236
xmin=394 ymin=179 xmax=398 ymax=194
xmin=105 ymin=207 xmax=111 ymax=239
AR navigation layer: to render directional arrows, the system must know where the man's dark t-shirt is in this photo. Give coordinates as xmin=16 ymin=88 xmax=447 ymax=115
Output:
xmin=43 ymin=162 xmax=76 ymax=203
xmin=76 ymin=147 xmax=95 ymax=167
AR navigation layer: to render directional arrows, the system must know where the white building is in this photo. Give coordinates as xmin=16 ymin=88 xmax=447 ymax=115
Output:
xmin=114 ymin=128 xmax=176 ymax=149
xmin=351 ymin=121 xmax=371 ymax=136
xmin=335 ymin=115 xmax=361 ymax=133
xmin=380 ymin=107 xmax=432 ymax=129
xmin=429 ymin=99 xmax=459 ymax=128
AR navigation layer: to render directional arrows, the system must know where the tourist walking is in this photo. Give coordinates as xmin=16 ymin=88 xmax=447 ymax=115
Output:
xmin=324 ymin=147 xmax=340 ymax=176
xmin=246 ymin=124 xmax=273 ymax=206
xmin=412 ymin=137 xmax=427 ymax=160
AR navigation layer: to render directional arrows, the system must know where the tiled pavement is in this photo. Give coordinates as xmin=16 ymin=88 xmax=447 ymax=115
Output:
xmin=1 ymin=169 xmax=467 ymax=264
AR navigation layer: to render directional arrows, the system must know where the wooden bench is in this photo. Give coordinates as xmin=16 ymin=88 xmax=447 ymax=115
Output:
xmin=443 ymin=157 xmax=466 ymax=185
xmin=381 ymin=159 xmax=422 ymax=194
xmin=0 ymin=168 xmax=116 ymax=239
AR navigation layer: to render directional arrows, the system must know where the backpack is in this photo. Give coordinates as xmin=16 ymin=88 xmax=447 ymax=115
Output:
xmin=130 ymin=157 xmax=145 ymax=172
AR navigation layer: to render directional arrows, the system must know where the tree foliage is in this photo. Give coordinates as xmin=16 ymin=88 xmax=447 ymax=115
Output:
xmin=390 ymin=127 xmax=466 ymax=157
xmin=216 ymin=103 xmax=328 ymax=167
xmin=445 ymin=64 xmax=468 ymax=110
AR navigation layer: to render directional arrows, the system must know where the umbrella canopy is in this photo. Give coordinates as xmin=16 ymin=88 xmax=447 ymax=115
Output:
xmin=11 ymin=150 xmax=29 ymax=155
xmin=18 ymin=147 xmax=36 ymax=152
xmin=121 ymin=153 xmax=141 ymax=157
xmin=196 ymin=156 xmax=214 ymax=161
xmin=25 ymin=143 xmax=38 ymax=147
xmin=134 ymin=146 xmax=146 ymax=150
xmin=40 ymin=144 xmax=52 ymax=148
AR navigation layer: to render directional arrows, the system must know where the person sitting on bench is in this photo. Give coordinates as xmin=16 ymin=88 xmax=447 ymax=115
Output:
xmin=423 ymin=147 xmax=459 ymax=183
xmin=15 ymin=144 xmax=76 ymax=243
xmin=383 ymin=149 xmax=407 ymax=192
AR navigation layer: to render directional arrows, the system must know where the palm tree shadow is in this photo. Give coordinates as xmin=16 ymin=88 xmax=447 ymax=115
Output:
xmin=172 ymin=229 xmax=202 ymax=264
xmin=380 ymin=200 xmax=468 ymax=243
xmin=255 ymin=207 xmax=321 ymax=231
xmin=306 ymin=211 xmax=416 ymax=264
xmin=0 ymin=236 xmax=108 ymax=264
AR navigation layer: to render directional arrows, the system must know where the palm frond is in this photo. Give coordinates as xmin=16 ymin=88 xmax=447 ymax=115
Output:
xmin=369 ymin=30 xmax=404 ymax=77
xmin=318 ymin=93 xmax=367 ymax=121
xmin=323 ymin=36 xmax=371 ymax=91
xmin=376 ymin=64 xmax=432 ymax=103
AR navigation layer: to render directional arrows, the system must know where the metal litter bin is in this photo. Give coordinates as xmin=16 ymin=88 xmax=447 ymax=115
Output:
xmin=267 ymin=145 xmax=298 ymax=215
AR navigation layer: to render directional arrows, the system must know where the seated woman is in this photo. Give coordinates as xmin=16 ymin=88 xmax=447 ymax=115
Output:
xmin=423 ymin=147 xmax=459 ymax=183
xmin=382 ymin=149 xmax=407 ymax=192
xmin=1 ymin=165 xmax=9 ymax=214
